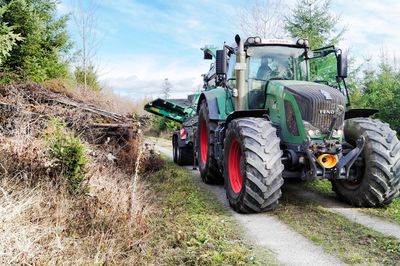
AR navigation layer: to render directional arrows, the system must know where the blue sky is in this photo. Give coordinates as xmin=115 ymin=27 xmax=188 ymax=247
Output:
xmin=59 ymin=0 xmax=400 ymax=100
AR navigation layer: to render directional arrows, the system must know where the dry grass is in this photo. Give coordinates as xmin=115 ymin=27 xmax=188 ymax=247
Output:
xmin=0 ymin=164 xmax=154 ymax=265
xmin=0 ymin=123 xmax=155 ymax=264
xmin=42 ymin=78 xmax=151 ymax=116
xmin=0 ymin=81 xmax=156 ymax=264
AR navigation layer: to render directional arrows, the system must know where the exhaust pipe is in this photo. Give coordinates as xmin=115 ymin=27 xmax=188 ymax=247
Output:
xmin=235 ymin=35 xmax=246 ymax=111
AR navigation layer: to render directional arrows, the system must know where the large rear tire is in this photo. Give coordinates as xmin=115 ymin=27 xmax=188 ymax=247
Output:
xmin=177 ymin=146 xmax=194 ymax=166
xmin=173 ymin=134 xmax=194 ymax=166
xmin=332 ymin=118 xmax=400 ymax=206
xmin=197 ymin=100 xmax=223 ymax=183
xmin=224 ymin=118 xmax=284 ymax=213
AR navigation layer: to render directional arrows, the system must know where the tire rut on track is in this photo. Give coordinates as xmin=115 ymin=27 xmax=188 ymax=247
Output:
xmin=283 ymin=183 xmax=400 ymax=240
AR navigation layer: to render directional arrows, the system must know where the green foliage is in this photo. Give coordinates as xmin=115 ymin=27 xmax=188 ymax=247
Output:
xmin=0 ymin=6 xmax=23 ymax=65
xmin=285 ymin=0 xmax=345 ymax=49
xmin=310 ymin=53 xmax=337 ymax=85
xmin=358 ymin=62 xmax=400 ymax=133
xmin=45 ymin=118 xmax=88 ymax=193
xmin=74 ymin=65 xmax=101 ymax=91
xmin=0 ymin=0 xmax=72 ymax=82
xmin=151 ymin=115 xmax=179 ymax=135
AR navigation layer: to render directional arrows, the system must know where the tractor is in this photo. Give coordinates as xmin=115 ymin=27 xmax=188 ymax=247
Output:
xmin=195 ymin=35 xmax=400 ymax=213
xmin=145 ymin=35 xmax=400 ymax=213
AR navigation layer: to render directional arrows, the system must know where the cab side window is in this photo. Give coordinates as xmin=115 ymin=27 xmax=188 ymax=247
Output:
xmin=227 ymin=55 xmax=236 ymax=79
xmin=227 ymin=55 xmax=236 ymax=88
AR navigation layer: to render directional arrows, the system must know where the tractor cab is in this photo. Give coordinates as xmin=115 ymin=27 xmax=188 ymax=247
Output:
xmin=216 ymin=36 xmax=350 ymax=112
xmin=244 ymin=44 xmax=308 ymax=109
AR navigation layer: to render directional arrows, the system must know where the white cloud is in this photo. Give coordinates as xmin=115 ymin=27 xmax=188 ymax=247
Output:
xmin=334 ymin=0 xmax=400 ymax=64
xmin=99 ymin=53 xmax=210 ymax=100
xmin=89 ymin=0 xmax=400 ymax=100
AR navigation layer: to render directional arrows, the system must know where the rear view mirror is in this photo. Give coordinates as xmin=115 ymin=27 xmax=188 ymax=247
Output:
xmin=337 ymin=52 xmax=348 ymax=78
xmin=216 ymin=49 xmax=227 ymax=76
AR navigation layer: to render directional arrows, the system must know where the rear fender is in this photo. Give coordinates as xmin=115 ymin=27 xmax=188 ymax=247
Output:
xmin=344 ymin=108 xmax=379 ymax=120
xmin=197 ymin=88 xmax=233 ymax=120
xmin=197 ymin=93 xmax=220 ymax=120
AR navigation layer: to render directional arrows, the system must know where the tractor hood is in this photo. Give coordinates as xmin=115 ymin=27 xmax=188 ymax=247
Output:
xmin=278 ymin=81 xmax=346 ymax=133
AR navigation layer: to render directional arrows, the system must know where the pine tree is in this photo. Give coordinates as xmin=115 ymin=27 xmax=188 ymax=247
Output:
xmin=0 ymin=6 xmax=22 ymax=66
xmin=74 ymin=65 xmax=101 ymax=91
xmin=0 ymin=0 xmax=72 ymax=82
xmin=285 ymin=0 xmax=345 ymax=49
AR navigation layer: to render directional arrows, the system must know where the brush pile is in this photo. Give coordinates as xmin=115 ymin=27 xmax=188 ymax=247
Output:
xmin=0 ymin=82 xmax=140 ymax=144
xmin=0 ymin=83 xmax=160 ymax=264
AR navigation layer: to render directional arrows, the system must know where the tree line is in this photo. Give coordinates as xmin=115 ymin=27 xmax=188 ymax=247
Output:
xmin=0 ymin=0 xmax=100 ymax=90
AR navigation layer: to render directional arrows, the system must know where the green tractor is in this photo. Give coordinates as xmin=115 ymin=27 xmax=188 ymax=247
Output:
xmin=196 ymin=35 xmax=400 ymax=213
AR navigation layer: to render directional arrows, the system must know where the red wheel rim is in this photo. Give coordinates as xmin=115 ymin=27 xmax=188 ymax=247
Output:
xmin=200 ymin=120 xmax=208 ymax=164
xmin=228 ymin=139 xmax=243 ymax=193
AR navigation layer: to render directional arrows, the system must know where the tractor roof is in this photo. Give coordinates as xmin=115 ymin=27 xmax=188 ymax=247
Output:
xmin=244 ymin=36 xmax=308 ymax=49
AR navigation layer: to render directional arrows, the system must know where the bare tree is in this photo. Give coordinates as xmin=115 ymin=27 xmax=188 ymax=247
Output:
xmin=237 ymin=0 xmax=288 ymax=39
xmin=161 ymin=78 xmax=172 ymax=99
xmin=72 ymin=0 xmax=101 ymax=89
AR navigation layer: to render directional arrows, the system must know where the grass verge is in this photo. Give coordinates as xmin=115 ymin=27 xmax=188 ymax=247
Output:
xmin=273 ymin=194 xmax=400 ymax=265
xmin=305 ymin=180 xmax=400 ymax=225
xmin=141 ymin=160 xmax=275 ymax=265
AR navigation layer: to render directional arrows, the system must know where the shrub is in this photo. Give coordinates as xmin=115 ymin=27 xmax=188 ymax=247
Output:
xmin=150 ymin=116 xmax=179 ymax=136
xmin=44 ymin=118 xmax=88 ymax=193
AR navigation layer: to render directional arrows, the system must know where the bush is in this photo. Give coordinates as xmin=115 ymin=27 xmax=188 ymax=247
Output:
xmin=150 ymin=116 xmax=179 ymax=136
xmin=44 ymin=118 xmax=88 ymax=193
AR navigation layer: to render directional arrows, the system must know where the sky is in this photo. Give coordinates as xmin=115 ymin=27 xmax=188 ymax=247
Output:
xmin=58 ymin=0 xmax=400 ymax=100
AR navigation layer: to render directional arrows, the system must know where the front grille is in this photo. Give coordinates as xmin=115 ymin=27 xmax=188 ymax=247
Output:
xmin=284 ymin=84 xmax=345 ymax=133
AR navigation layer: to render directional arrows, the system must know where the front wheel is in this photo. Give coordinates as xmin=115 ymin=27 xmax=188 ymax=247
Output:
xmin=224 ymin=118 xmax=284 ymax=213
xmin=332 ymin=118 xmax=400 ymax=206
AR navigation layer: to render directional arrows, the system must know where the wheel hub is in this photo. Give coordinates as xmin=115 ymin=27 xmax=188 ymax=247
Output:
xmin=228 ymin=139 xmax=243 ymax=193
xmin=200 ymin=120 xmax=208 ymax=164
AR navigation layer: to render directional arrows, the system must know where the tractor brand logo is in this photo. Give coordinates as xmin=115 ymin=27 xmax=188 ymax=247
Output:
xmin=320 ymin=89 xmax=333 ymax=100
xmin=319 ymin=110 xmax=335 ymax=115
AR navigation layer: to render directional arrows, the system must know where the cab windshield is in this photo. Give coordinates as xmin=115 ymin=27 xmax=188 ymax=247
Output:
xmin=246 ymin=46 xmax=308 ymax=109
xmin=247 ymin=46 xmax=308 ymax=81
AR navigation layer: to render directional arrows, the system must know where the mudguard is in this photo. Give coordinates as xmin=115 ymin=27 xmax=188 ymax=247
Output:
xmin=344 ymin=108 xmax=379 ymax=120
xmin=197 ymin=87 xmax=234 ymax=120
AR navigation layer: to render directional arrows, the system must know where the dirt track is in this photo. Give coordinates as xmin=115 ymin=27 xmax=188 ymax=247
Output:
xmin=147 ymin=137 xmax=347 ymax=265
xmin=147 ymin=136 xmax=400 ymax=265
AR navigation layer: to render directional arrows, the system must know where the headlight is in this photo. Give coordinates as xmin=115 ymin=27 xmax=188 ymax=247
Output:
xmin=332 ymin=129 xmax=344 ymax=138
xmin=303 ymin=121 xmax=321 ymax=138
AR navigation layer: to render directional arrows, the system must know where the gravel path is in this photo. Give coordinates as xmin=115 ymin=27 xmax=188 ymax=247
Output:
xmin=146 ymin=137 xmax=347 ymax=266
xmin=284 ymin=183 xmax=400 ymax=240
